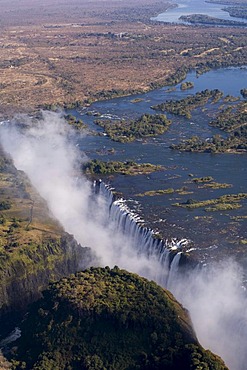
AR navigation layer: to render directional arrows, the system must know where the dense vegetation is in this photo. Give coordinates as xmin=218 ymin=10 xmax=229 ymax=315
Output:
xmin=179 ymin=14 xmax=247 ymax=27
xmin=82 ymin=159 xmax=163 ymax=176
xmin=11 ymin=267 xmax=228 ymax=370
xmin=170 ymin=134 xmax=247 ymax=153
xmin=152 ymin=89 xmax=223 ymax=119
xmin=161 ymin=67 xmax=190 ymax=87
xmin=171 ymin=101 xmax=247 ymax=153
xmin=240 ymin=88 xmax=247 ymax=98
xmin=210 ymin=103 xmax=247 ymax=132
xmin=0 ymin=200 xmax=11 ymax=211
xmin=95 ymin=113 xmax=171 ymax=143
xmin=86 ymin=89 xmax=143 ymax=105
xmin=180 ymin=81 xmax=194 ymax=90
xmin=64 ymin=114 xmax=87 ymax=130
xmin=0 ymin=153 xmax=91 ymax=331
xmin=223 ymin=6 xmax=247 ymax=19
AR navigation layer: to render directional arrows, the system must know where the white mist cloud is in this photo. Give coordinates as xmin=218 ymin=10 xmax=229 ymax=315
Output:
xmin=1 ymin=111 xmax=247 ymax=370
xmin=170 ymin=261 xmax=247 ymax=370
xmin=0 ymin=111 xmax=164 ymax=277
xmin=1 ymin=112 xmax=110 ymax=263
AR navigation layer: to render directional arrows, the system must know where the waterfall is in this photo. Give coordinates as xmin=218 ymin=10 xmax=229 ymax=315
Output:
xmin=1 ymin=112 xmax=246 ymax=370
xmin=93 ymin=180 xmax=189 ymax=287
xmin=167 ymin=252 xmax=182 ymax=290
xmin=94 ymin=181 xmax=247 ymax=370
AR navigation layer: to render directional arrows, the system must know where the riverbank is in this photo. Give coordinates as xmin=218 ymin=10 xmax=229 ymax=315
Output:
xmin=69 ymin=66 xmax=246 ymax=267
xmin=0 ymin=0 xmax=247 ymax=118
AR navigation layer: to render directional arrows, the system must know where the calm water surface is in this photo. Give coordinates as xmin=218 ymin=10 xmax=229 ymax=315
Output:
xmin=69 ymin=67 xmax=247 ymax=266
xmin=152 ymin=0 xmax=247 ymax=25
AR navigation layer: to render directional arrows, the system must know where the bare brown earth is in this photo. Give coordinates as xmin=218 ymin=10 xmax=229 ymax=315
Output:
xmin=0 ymin=0 xmax=246 ymax=117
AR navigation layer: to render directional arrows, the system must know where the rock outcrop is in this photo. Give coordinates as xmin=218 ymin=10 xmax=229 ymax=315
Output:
xmin=0 ymin=234 xmax=92 ymax=319
xmin=0 ymin=153 xmax=93 ymax=334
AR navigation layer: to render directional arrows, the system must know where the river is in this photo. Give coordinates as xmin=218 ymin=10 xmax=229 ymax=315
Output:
xmin=68 ymin=66 xmax=247 ymax=268
xmin=151 ymin=0 xmax=247 ymax=25
xmin=1 ymin=66 xmax=246 ymax=370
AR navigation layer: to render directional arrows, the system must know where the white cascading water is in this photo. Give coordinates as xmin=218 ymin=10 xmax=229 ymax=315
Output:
xmin=94 ymin=180 xmax=188 ymax=288
xmin=1 ymin=112 xmax=247 ymax=370
xmin=94 ymin=180 xmax=247 ymax=370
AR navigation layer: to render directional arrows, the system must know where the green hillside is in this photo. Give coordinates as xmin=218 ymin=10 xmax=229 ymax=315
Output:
xmin=0 ymin=151 xmax=91 ymax=332
xmin=11 ymin=267 xmax=228 ymax=370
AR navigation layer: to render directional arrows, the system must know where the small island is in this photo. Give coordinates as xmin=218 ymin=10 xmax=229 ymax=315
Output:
xmin=180 ymin=81 xmax=194 ymax=90
xmin=191 ymin=177 xmax=232 ymax=189
xmin=170 ymin=101 xmax=247 ymax=153
xmin=179 ymin=14 xmax=247 ymax=27
xmin=173 ymin=193 xmax=247 ymax=212
xmin=152 ymin=89 xmax=223 ymax=119
xmin=240 ymin=88 xmax=247 ymax=98
xmin=82 ymin=159 xmax=164 ymax=176
xmin=136 ymin=186 xmax=195 ymax=197
xmin=170 ymin=134 xmax=247 ymax=153
xmin=95 ymin=113 xmax=171 ymax=143
xmin=210 ymin=102 xmax=247 ymax=131
xmin=64 ymin=114 xmax=87 ymax=130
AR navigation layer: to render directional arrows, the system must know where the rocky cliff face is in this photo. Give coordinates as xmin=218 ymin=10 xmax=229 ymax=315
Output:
xmin=0 ymin=234 xmax=92 ymax=317
xmin=0 ymin=154 xmax=94 ymax=334
xmin=0 ymin=234 xmax=93 ymax=335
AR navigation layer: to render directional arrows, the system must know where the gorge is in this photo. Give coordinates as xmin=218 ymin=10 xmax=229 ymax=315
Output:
xmin=0 ymin=110 xmax=246 ymax=370
xmin=0 ymin=0 xmax=246 ymax=368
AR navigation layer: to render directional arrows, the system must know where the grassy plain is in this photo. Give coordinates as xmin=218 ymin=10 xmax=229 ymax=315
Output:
xmin=0 ymin=0 xmax=247 ymax=117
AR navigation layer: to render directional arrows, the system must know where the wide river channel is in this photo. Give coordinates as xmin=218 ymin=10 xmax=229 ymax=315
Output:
xmin=68 ymin=66 xmax=247 ymax=269
xmin=152 ymin=0 xmax=247 ymax=25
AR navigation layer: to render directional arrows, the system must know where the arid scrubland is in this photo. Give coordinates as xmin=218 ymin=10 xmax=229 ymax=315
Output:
xmin=0 ymin=0 xmax=246 ymax=117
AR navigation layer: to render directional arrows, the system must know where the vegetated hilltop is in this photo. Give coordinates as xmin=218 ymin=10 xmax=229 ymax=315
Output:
xmin=0 ymin=151 xmax=92 ymax=332
xmin=0 ymin=0 xmax=246 ymax=117
xmin=11 ymin=267 xmax=228 ymax=370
